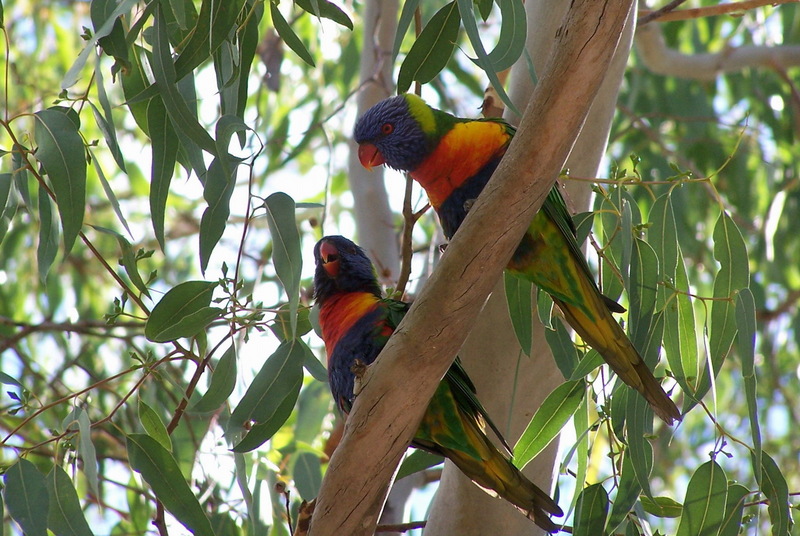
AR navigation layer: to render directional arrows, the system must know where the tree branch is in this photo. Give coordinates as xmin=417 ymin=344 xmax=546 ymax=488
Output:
xmin=639 ymin=0 xmax=795 ymax=23
xmin=635 ymin=17 xmax=800 ymax=80
xmin=307 ymin=1 xmax=634 ymax=534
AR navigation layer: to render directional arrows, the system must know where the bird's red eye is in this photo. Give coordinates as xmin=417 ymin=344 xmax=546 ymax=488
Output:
xmin=381 ymin=123 xmax=394 ymax=135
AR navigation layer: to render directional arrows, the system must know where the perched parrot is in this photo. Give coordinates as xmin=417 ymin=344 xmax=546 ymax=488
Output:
xmin=353 ymin=94 xmax=681 ymax=425
xmin=313 ymin=235 xmax=563 ymax=533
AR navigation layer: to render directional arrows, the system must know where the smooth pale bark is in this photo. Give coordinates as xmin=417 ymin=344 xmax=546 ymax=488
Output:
xmin=635 ymin=19 xmax=800 ymax=81
xmin=308 ymin=2 xmax=633 ymax=534
xmin=347 ymin=0 xmax=400 ymax=283
xmin=424 ymin=3 xmax=637 ymax=535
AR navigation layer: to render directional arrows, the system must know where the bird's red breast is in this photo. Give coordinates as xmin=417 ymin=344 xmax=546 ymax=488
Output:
xmin=411 ymin=121 xmax=510 ymax=208
xmin=318 ymin=292 xmax=383 ymax=360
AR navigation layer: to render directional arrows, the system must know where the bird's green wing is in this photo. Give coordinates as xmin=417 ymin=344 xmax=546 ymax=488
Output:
xmin=445 ymin=358 xmax=513 ymax=455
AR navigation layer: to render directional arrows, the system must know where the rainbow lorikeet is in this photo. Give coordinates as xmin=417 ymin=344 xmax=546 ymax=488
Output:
xmin=353 ymin=94 xmax=681 ymax=425
xmin=313 ymin=235 xmax=563 ymax=533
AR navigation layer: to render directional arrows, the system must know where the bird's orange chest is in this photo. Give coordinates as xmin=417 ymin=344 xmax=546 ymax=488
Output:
xmin=412 ymin=121 xmax=510 ymax=207
xmin=318 ymin=293 xmax=382 ymax=358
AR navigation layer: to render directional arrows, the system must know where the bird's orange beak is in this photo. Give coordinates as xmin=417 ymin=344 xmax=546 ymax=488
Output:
xmin=357 ymin=143 xmax=386 ymax=171
xmin=319 ymin=241 xmax=340 ymax=277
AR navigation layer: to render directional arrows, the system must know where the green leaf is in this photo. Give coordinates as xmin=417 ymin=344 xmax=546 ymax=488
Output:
xmin=90 ymin=56 xmax=126 ymax=172
xmin=62 ymin=0 xmax=139 ymax=88
xmin=90 ymin=225 xmax=150 ymax=297
xmin=295 ymin=0 xmax=352 ymax=29
xmin=199 ymin=157 xmax=237 ymax=272
xmin=145 ymin=280 xmax=221 ymax=342
xmin=3 ymin=458 xmax=49 ymax=536
xmin=37 ymin=183 xmax=60 ymax=281
xmin=504 ymin=272 xmax=532 ymax=355
xmin=173 ymin=0 xmax=246 ymax=79
xmin=139 ymin=399 xmax=172 ymax=451
xmin=513 ymin=380 xmax=585 ymax=469
xmin=127 ymin=434 xmax=216 ymax=536
xmin=231 ymin=381 xmax=300 ymax=453
xmin=395 ymin=450 xmax=444 ymax=481
xmin=662 ymin=250 xmax=696 ymax=396
xmin=0 ymin=171 xmax=14 ymax=245
xmin=697 ymin=212 xmax=749 ymax=401
xmin=397 ymin=1 xmax=460 ymax=94
xmin=607 ymin=453 xmax=643 ymax=532
xmin=483 ymin=0 xmax=526 ymax=71
xmin=229 ymin=340 xmax=305 ymax=450
xmin=151 ymin=5 xmax=218 ymax=155
xmin=146 ymin=96 xmax=178 ymax=251
xmin=736 ymin=288 xmax=761 ymax=484
xmin=719 ymin=483 xmax=748 ymax=536
xmin=292 ymin=451 xmax=322 ymax=501
xmin=88 ymin=149 xmax=133 ymax=238
xmin=545 ymin=319 xmax=580 ymax=378
xmin=573 ymin=483 xmax=609 ymax=536
xmin=625 ymin=388 xmax=653 ymax=498
xmin=756 ymin=451 xmax=792 ymax=536
xmin=676 ymin=460 xmax=728 ymax=536
xmin=568 ymin=350 xmax=604 ymax=381
xmin=191 ymin=344 xmax=237 ymax=413
xmin=393 ymin=0 xmax=421 ymax=61
xmin=62 ymin=408 xmax=99 ymax=498
xmin=45 ymin=465 xmax=95 ymax=536
xmin=270 ymin=2 xmax=316 ymax=67
xmin=628 ymin=238 xmax=659 ymax=355
xmin=33 ymin=108 xmax=87 ymax=255
xmin=640 ymin=495 xmax=683 ymax=518
xmin=455 ymin=0 xmax=519 ymax=115
xmin=265 ymin=193 xmax=302 ymax=337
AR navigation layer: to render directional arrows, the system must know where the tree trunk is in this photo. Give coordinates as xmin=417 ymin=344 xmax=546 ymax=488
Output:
xmin=347 ymin=0 xmax=400 ymax=282
xmin=424 ymin=2 xmax=637 ymax=535
xmin=309 ymin=2 xmax=633 ymax=533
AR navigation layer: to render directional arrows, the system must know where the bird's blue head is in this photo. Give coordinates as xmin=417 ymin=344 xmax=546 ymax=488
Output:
xmin=353 ymin=94 xmax=437 ymax=172
xmin=313 ymin=235 xmax=382 ymax=303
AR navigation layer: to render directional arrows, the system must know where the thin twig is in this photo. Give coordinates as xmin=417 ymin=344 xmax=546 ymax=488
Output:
xmin=639 ymin=0 xmax=794 ymax=24
xmin=637 ymin=0 xmax=688 ymax=26
xmin=375 ymin=521 xmax=427 ymax=533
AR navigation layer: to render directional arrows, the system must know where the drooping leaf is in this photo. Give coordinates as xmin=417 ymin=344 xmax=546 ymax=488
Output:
xmin=504 ymin=272 xmax=532 ymax=356
xmin=295 ymin=0 xmax=352 ymax=29
xmin=756 ymin=451 xmax=792 ymax=536
xmin=625 ymin=388 xmax=654 ymax=498
xmin=146 ymin=96 xmax=178 ymax=251
xmin=151 ymin=5 xmax=217 ymax=155
xmin=173 ymin=0 xmax=246 ymax=79
xmin=736 ymin=288 xmax=761 ymax=482
xmin=696 ymin=212 xmax=749 ymax=401
xmin=484 ymin=0 xmax=526 ymax=71
xmin=127 ymin=434 xmax=217 ymax=536
xmin=37 ymin=183 xmax=60 ymax=281
xmin=45 ymin=465 xmax=95 ymax=536
xmin=607 ymin=453 xmax=644 ymax=532
xmin=719 ymin=483 xmax=749 ymax=536
xmin=90 ymin=225 xmax=150 ymax=298
xmin=191 ymin=344 xmax=237 ymax=414
xmin=264 ymin=193 xmax=302 ymax=337
xmin=573 ymin=483 xmax=609 ymax=536
xmin=270 ymin=2 xmax=316 ymax=67
xmin=545 ymin=319 xmax=581 ymax=379
xmin=393 ymin=0 xmax=421 ymax=61
xmin=139 ymin=398 xmax=172 ymax=451
xmin=676 ymin=460 xmax=728 ymax=536
xmin=4 ymin=458 xmax=49 ymax=536
xmin=229 ymin=340 xmax=306 ymax=451
xmin=33 ymin=108 xmax=87 ymax=255
xmin=514 ymin=380 xmax=585 ymax=469
xmin=640 ymin=495 xmax=683 ymax=518
xmin=456 ymin=0 xmax=519 ymax=115
xmin=397 ymin=1 xmax=460 ymax=94
xmin=145 ymin=281 xmax=222 ymax=342
xmin=62 ymin=0 xmax=139 ymax=88
xmin=199 ymin=157 xmax=237 ymax=273
xmin=292 ymin=451 xmax=322 ymax=502
xmin=91 ymin=50 xmax=126 ymax=172
xmin=396 ymin=450 xmax=444 ymax=481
